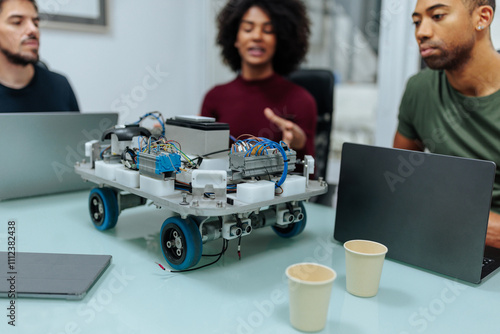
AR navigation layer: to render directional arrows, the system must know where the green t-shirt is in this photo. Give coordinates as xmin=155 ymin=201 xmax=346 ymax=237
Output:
xmin=398 ymin=69 xmax=500 ymax=213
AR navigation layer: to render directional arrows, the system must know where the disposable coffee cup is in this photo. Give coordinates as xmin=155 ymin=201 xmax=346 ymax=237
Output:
xmin=344 ymin=239 xmax=388 ymax=297
xmin=286 ymin=263 xmax=337 ymax=332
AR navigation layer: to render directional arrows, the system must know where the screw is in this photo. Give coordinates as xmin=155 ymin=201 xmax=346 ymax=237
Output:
xmin=180 ymin=193 xmax=189 ymax=205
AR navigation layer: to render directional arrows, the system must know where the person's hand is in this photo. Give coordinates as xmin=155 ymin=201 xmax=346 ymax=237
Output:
xmin=486 ymin=211 xmax=500 ymax=248
xmin=264 ymin=108 xmax=306 ymax=150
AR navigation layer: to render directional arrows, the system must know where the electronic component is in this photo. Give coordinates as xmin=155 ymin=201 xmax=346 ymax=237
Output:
xmin=165 ymin=117 xmax=230 ymax=156
xmin=75 ymin=112 xmax=328 ymax=272
xmin=137 ymin=151 xmax=181 ymax=179
xmin=229 ymin=148 xmax=296 ymax=181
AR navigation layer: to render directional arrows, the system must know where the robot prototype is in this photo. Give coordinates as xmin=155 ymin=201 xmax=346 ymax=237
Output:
xmin=75 ymin=112 xmax=327 ymax=271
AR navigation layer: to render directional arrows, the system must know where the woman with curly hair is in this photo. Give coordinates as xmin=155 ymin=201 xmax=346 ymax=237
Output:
xmin=200 ymin=0 xmax=317 ymax=158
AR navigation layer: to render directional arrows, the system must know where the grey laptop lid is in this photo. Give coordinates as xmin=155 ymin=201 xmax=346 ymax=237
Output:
xmin=0 ymin=252 xmax=111 ymax=299
xmin=0 ymin=112 xmax=118 ymax=201
xmin=333 ymin=143 xmax=497 ymax=284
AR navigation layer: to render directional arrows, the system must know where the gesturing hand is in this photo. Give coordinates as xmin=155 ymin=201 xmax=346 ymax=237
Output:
xmin=264 ymin=108 xmax=306 ymax=150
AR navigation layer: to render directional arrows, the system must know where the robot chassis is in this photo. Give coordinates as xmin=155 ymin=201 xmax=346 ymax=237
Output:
xmin=75 ymin=117 xmax=328 ymax=271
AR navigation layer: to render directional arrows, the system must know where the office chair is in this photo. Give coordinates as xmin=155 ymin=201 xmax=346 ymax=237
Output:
xmin=288 ymin=68 xmax=335 ymax=206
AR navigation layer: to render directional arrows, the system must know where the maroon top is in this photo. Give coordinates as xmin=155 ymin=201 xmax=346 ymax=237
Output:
xmin=201 ymin=73 xmax=317 ymax=159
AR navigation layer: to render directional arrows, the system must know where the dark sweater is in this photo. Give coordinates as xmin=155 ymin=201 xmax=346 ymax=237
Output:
xmin=201 ymin=73 xmax=317 ymax=158
xmin=0 ymin=65 xmax=79 ymax=112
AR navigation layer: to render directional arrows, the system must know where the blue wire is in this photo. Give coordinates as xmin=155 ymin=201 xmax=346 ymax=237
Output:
xmin=234 ymin=138 xmax=289 ymax=188
xmin=135 ymin=112 xmax=165 ymax=137
xmin=274 ymin=143 xmax=288 ymax=188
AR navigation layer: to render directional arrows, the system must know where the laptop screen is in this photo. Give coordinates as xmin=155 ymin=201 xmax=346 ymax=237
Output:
xmin=0 ymin=112 xmax=118 ymax=201
xmin=334 ymin=143 xmax=496 ymax=283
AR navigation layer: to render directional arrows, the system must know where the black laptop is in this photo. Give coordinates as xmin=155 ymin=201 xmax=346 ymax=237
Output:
xmin=334 ymin=143 xmax=500 ymax=284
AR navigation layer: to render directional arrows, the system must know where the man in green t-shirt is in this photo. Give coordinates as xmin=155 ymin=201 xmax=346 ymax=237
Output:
xmin=394 ymin=0 xmax=500 ymax=248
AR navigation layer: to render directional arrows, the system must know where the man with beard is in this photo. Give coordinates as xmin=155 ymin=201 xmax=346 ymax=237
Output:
xmin=394 ymin=0 xmax=500 ymax=247
xmin=0 ymin=0 xmax=79 ymax=112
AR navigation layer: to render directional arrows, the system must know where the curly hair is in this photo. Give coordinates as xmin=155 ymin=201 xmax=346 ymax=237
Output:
xmin=216 ymin=0 xmax=310 ymax=76
xmin=0 ymin=0 xmax=38 ymax=13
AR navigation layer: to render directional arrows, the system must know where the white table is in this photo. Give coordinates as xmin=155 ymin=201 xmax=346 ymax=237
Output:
xmin=0 ymin=190 xmax=498 ymax=333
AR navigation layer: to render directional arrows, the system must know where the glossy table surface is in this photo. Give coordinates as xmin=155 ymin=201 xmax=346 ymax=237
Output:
xmin=0 ymin=190 xmax=498 ymax=333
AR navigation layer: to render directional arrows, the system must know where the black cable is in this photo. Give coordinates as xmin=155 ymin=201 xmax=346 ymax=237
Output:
xmin=121 ymin=147 xmax=138 ymax=170
xmin=263 ymin=166 xmax=272 ymax=180
xmin=203 ymin=217 xmax=227 ymax=257
xmin=162 ymin=217 xmax=229 ymax=272
xmin=174 ymin=181 xmax=192 ymax=193
xmin=168 ymin=238 xmax=228 ymax=273
xmin=202 ymin=239 xmax=229 ymax=257
xmin=202 ymin=148 xmax=231 ymax=158
xmin=235 ymin=215 xmax=243 ymax=260
xmin=237 ymin=236 xmax=242 ymax=261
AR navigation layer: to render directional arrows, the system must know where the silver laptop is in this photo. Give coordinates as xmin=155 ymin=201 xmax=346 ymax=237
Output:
xmin=333 ymin=143 xmax=500 ymax=284
xmin=0 ymin=112 xmax=118 ymax=201
xmin=0 ymin=252 xmax=111 ymax=299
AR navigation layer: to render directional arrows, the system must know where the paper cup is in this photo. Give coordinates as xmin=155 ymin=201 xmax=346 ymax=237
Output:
xmin=344 ymin=240 xmax=388 ymax=297
xmin=286 ymin=263 xmax=337 ymax=332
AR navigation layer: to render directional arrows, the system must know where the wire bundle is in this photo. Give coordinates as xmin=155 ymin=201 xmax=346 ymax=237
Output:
xmin=137 ymin=137 xmax=195 ymax=167
xmin=134 ymin=111 xmax=165 ymax=137
xmin=230 ymin=136 xmax=289 ymax=188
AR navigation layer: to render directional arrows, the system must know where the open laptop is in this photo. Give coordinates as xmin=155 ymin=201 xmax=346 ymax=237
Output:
xmin=333 ymin=142 xmax=500 ymax=284
xmin=0 ymin=112 xmax=118 ymax=201
xmin=0 ymin=252 xmax=111 ymax=299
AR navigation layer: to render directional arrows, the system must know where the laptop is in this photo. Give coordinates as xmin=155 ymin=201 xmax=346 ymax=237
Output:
xmin=333 ymin=142 xmax=500 ymax=284
xmin=0 ymin=252 xmax=111 ymax=299
xmin=0 ymin=112 xmax=118 ymax=201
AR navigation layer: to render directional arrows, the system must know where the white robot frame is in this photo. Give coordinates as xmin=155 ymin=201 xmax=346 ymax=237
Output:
xmin=75 ymin=116 xmax=328 ymax=271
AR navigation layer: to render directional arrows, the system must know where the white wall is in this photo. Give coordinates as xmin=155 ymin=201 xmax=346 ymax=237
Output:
xmin=38 ymin=0 xmax=500 ymax=142
xmin=204 ymin=0 xmax=234 ymax=90
xmin=39 ymin=0 xmax=208 ymax=124
xmin=204 ymin=0 xmax=380 ymax=87
xmin=491 ymin=11 xmax=500 ymax=49
xmin=375 ymin=0 xmax=419 ymax=147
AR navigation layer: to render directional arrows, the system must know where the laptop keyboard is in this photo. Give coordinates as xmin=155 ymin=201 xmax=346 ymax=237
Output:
xmin=483 ymin=257 xmax=495 ymax=267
